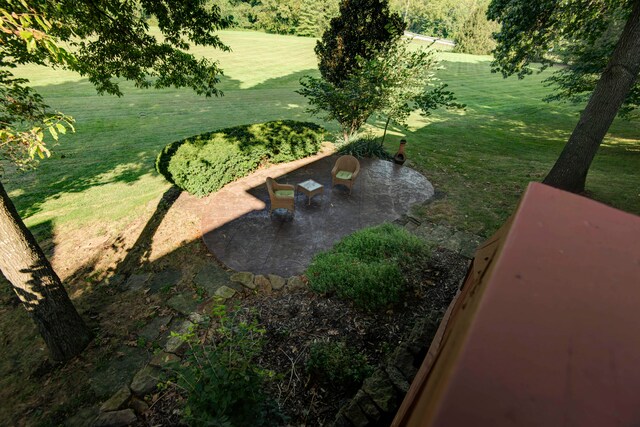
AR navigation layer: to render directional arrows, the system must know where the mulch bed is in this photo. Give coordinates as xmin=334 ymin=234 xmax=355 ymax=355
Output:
xmin=142 ymin=248 xmax=469 ymax=426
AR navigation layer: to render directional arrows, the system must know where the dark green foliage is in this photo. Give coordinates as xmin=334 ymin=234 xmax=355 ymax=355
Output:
xmin=254 ymin=0 xmax=300 ymax=34
xmin=217 ymin=0 xmax=339 ymax=37
xmin=156 ymin=120 xmax=325 ymax=196
xmin=487 ymin=0 xmax=633 ymax=78
xmin=296 ymin=0 xmax=340 ymax=37
xmin=315 ymin=0 xmax=405 ymax=86
xmin=543 ymin=7 xmax=639 ymax=117
xmin=453 ymin=5 xmax=499 ymax=55
xmin=390 ymin=0 xmax=475 ymax=39
xmin=3 ymin=0 xmax=232 ymax=97
xmin=306 ymin=341 xmax=373 ymax=389
xmin=488 ymin=0 xmax=640 ymax=193
xmin=171 ymin=305 xmax=287 ymax=427
xmin=306 ymin=223 xmax=429 ymax=311
xmin=337 ymin=136 xmax=393 ymax=160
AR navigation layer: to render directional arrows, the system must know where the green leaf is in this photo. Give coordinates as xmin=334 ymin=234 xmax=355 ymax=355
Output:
xmin=26 ymin=36 xmax=36 ymax=52
xmin=19 ymin=30 xmax=33 ymax=41
xmin=55 ymin=123 xmax=66 ymax=134
xmin=48 ymin=126 xmax=58 ymax=140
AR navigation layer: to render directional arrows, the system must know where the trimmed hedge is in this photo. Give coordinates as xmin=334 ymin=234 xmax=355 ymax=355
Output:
xmin=306 ymin=223 xmax=430 ymax=311
xmin=156 ymin=120 xmax=325 ymax=196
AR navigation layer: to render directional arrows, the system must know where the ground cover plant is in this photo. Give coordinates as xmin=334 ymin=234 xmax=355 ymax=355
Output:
xmin=169 ymin=304 xmax=286 ymax=426
xmin=146 ymin=248 xmax=469 ymax=426
xmin=0 ymin=29 xmax=639 ymax=425
xmin=156 ymin=120 xmax=325 ymax=196
xmin=336 ymin=134 xmax=393 ymax=160
xmin=306 ymin=223 xmax=430 ymax=310
xmin=306 ymin=341 xmax=373 ymax=390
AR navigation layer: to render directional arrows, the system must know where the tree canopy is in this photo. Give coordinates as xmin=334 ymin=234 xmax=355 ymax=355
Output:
xmin=542 ymin=5 xmax=639 ymax=117
xmin=488 ymin=0 xmax=634 ymax=79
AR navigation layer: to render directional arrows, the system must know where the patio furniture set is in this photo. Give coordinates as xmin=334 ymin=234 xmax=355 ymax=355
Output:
xmin=266 ymin=155 xmax=361 ymax=215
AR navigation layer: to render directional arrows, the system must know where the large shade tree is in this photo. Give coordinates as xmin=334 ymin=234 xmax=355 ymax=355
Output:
xmin=488 ymin=0 xmax=640 ymax=193
xmin=543 ymin=6 xmax=639 ymax=118
xmin=0 ymin=0 xmax=230 ymax=361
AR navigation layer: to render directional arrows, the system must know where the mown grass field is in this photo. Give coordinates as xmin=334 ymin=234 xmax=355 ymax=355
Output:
xmin=7 ymin=30 xmax=640 ymax=239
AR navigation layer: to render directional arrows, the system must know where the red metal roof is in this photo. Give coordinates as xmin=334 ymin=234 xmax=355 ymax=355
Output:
xmin=395 ymin=182 xmax=640 ymax=426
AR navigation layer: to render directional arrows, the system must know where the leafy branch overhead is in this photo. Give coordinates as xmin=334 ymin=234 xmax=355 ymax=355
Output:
xmin=488 ymin=0 xmax=634 ymax=78
xmin=1 ymin=0 xmax=232 ymax=169
xmin=488 ymin=0 xmax=640 ymax=193
xmin=2 ymin=0 xmax=232 ymax=97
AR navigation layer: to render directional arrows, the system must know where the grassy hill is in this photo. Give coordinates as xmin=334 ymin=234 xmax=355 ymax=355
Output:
xmin=6 ymin=30 xmax=640 ymax=238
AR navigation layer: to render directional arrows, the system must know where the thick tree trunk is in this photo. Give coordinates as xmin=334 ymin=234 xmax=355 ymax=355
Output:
xmin=543 ymin=0 xmax=640 ymax=193
xmin=0 ymin=181 xmax=92 ymax=361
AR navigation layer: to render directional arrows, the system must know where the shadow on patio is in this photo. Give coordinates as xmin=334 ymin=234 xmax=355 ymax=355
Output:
xmin=201 ymin=150 xmax=435 ymax=276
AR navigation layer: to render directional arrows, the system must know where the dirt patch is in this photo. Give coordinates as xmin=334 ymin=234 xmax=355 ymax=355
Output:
xmin=141 ymin=248 xmax=469 ymax=426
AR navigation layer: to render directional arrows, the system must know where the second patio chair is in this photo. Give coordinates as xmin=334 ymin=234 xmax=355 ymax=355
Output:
xmin=266 ymin=177 xmax=295 ymax=215
xmin=331 ymin=155 xmax=361 ymax=194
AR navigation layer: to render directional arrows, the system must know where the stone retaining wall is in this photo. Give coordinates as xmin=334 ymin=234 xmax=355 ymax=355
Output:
xmin=330 ymin=312 xmax=442 ymax=427
xmin=76 ymin=272 xmax=307 ymax=427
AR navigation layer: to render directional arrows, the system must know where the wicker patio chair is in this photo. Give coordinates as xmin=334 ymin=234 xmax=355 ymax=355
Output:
xmin=266 ymin=177 xmax=295 ymax=215
xmin=331 ymin=155 xmax=361 ymax=194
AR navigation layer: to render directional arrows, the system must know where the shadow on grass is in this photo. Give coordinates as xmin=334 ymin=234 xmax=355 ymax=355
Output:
xmin=6 ymin=69 xmax=322 ymax=220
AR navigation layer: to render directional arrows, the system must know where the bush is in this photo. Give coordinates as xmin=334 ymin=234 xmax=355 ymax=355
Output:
xmin=156 ymin=120 xmax=326 ymax=196
xmin=337 ymin=135 xmax=393 ymax=161
xmin=306 ymin=223 xmax=429 ymax=311
xmin=306 ymin=341 xmax=373 ymax=390
xmin=170 ymin=305 xmax=286 ymax=427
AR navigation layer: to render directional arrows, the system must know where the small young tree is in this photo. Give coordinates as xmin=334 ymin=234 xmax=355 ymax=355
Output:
xmin=298 ymin=39 xmax=462 ymax=142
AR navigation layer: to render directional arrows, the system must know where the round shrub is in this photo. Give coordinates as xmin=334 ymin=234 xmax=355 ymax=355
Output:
xmin=306 ymin=223 xmax=430 ymax=311
xmin=156 ymin=120 xmax=326 ymax=196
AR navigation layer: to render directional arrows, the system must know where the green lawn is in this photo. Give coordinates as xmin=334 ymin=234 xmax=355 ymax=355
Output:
xmin=6 ymin=30 xmax=640 ymax=238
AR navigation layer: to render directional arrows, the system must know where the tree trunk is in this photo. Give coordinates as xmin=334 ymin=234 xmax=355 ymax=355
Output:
xmin=0 ymin=181 xmax=92 ymax=361
xmin=543 ymin=0 xmax=640 ymax=193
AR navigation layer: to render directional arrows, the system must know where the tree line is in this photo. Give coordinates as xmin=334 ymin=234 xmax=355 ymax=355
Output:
xmin=212 ymin=0 xmax=499 ymax=54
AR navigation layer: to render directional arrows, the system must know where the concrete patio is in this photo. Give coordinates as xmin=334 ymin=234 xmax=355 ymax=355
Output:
xmin=200 ymin=151 xmax=435 ymax=276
